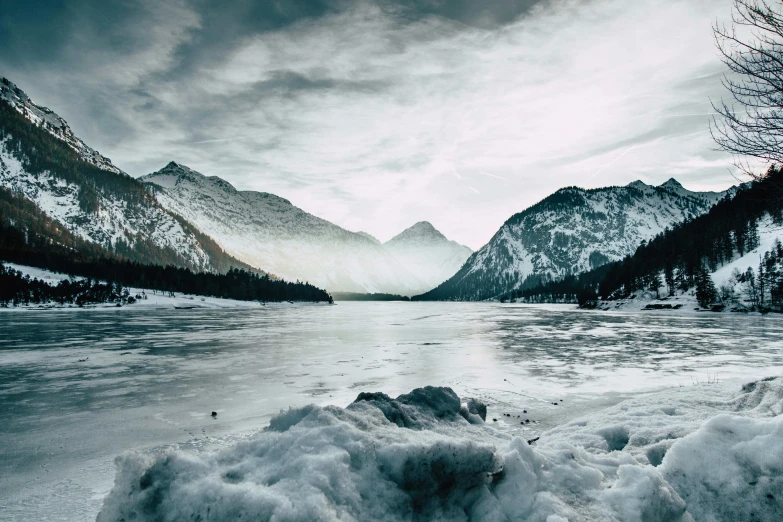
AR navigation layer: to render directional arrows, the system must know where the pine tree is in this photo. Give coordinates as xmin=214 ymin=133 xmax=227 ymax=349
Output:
xmin=744 ymin=267 xmax=760 ymax=309
xmin=649 ymin=273 xmax=663 ymax=299
xmin=664 ymin=262 xmax=675 ymax=296
xmin=695 ymin=264 xmax=717 ymax=308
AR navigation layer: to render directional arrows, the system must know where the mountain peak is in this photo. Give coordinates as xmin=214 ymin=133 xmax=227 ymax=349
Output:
xmin=409 ymin=221 xmax=439 ymax=233
xmin=1 ymin=76 xmax=122 ymax=175
xmin=658 ymin=177 xmax=702 ymax=198
xmin=159 ymin=161 xmax=197 ymax=175
xmin=660 ymin=178 xmax=683 ymax=189
xmin=387 ymin=221 xmax=447 ymax=244
xmin=141 ymin=161 xmax=207 ymax=189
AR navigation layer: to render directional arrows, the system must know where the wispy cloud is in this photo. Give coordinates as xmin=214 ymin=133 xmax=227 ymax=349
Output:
xmin=587 ymin=145 xmax=640 ymax=181
xmin=191 ymin=136 xmax=256 ymax=144
xmin=479 ymin=171 xmax=510 ymax=181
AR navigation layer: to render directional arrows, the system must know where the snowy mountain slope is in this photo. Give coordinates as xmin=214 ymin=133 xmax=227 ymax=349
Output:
xmin=356 ymin=231 xmax=381 ymax=244
xmin=0 ymin=143 xmax=212 ymax=269
xmin=0 ymin=79 xmax=258 ymax=274
xmin=417 ymin=179 xmax=734 ymax=301
xmin=141 ymin=162 xmax=428 ymax=294
xmin=710 ymin=215 xmax=783 ymax=287
xmin=383 ymin=221 xmax=472 ymax=289
xmin=1 ymin=77 xmax=121 ymax=175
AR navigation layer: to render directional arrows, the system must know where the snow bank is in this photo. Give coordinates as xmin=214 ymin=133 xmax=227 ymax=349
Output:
xmin=661 ymin=414 xmax=782 ymax=521
xmin=98 ymin=381 xmax=783 ymax=521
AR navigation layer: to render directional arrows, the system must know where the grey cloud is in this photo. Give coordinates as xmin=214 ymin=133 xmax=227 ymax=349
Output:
xmin=0 ymin=0 xmax=740 ymax=248
xmin=380 ymin=0 xmax=547 ymax=27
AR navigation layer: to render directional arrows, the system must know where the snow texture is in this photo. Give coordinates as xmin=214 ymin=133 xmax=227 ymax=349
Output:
xmin=142 ymin=163 xmax=469 ymax=295
xmin=99 ymin=379 xmax=783 ymax=521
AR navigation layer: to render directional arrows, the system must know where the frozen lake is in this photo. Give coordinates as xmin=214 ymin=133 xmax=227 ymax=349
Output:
xmin=1 ymin=303 xmax=783 ymax=521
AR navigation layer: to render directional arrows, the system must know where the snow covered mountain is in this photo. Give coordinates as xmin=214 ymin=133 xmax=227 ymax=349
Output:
xmin=355 ymin=231 xmax=381 ymax=244
xmin=416 ymin=179 xmax=734 ymax=301
xmin=1 ymin=78 xmax=121 ymax=175
xmin=0 ymin=77 xmax=252 ymax=273
xmin=383 ymin=221 xmax=472 ymax=290
xmin=142 ymin=162 xmax=431 ymax=295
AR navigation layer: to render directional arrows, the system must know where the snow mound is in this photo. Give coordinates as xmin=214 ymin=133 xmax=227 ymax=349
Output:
xmin=98 ymin=382 xmax=783 ymax=521
xmin=660 ymin=414 xmax=782 ymax=521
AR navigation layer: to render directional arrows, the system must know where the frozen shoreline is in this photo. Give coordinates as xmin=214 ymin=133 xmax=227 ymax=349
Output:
xmin=0 ymin=262 xmax=331 ymax=311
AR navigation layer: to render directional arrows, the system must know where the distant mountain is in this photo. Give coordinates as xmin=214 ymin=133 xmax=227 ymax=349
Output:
xmin=0 ymin=77 xmax=256 ymax=274
xmin=141 ymin=162 xmax=428 ymax=295
xmin=512 ymin=172 xmax=782 ymax=311
xmin=356 ymin=231 xmax=381 ymax=244
xmin=383 ymin=221 xmax=472 ymax=290
xmin=415 ymin=179 xmax=735 ymax=301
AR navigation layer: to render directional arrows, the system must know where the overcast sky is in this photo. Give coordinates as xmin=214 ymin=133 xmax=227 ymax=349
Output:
xmin=1 ymin=0 xmax=743 ymax=249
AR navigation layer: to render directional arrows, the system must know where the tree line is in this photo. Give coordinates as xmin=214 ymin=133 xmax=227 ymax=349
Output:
xmin=0 ymin=263 xmax=138 ymax=307
xmin=0 ymin=261 xmax=332 ymax=307
xmin=0 ymin=188 xmax=332 ymax=305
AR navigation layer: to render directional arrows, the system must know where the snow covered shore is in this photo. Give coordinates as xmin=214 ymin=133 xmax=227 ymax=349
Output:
xmin=98 ymin=379 xmax=782 ymax=521
xmin=0 ymin=262 xmax=324 ymax=311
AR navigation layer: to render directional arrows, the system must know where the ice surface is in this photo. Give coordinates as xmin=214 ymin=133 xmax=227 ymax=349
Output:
xmin=98 ymin=380 xmax=783 ymax=521
xmin=2 ymin=303 xmax=783 ymax=521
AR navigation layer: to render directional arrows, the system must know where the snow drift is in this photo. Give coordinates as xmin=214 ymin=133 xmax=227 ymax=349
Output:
xmin=98 ymin=381 xmax=783 ymax=521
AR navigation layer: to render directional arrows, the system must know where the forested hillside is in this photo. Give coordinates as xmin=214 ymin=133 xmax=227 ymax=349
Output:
xmin=513 ymin=170 xmax=783 ymax=311
xmin=0 ymin=187 xmax=331 ymax=304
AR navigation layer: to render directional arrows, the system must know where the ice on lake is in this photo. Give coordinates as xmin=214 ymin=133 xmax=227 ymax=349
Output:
xmin=1 ymin=303 xmax=782 ymax=521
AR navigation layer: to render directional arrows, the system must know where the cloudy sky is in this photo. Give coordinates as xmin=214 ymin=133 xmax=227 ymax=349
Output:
xmin=1 ymin=0 xmax=744 ymax=248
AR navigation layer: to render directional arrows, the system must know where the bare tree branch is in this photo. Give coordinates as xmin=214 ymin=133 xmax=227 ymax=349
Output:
xmin=711 ymin=1 xmax=783 ymax=187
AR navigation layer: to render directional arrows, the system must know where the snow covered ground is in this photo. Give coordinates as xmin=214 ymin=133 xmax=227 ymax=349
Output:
xmin=0 ymin=262 xmax=293 ymax=310
xmin=99 ymin=380 xmax=782 ymax=521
